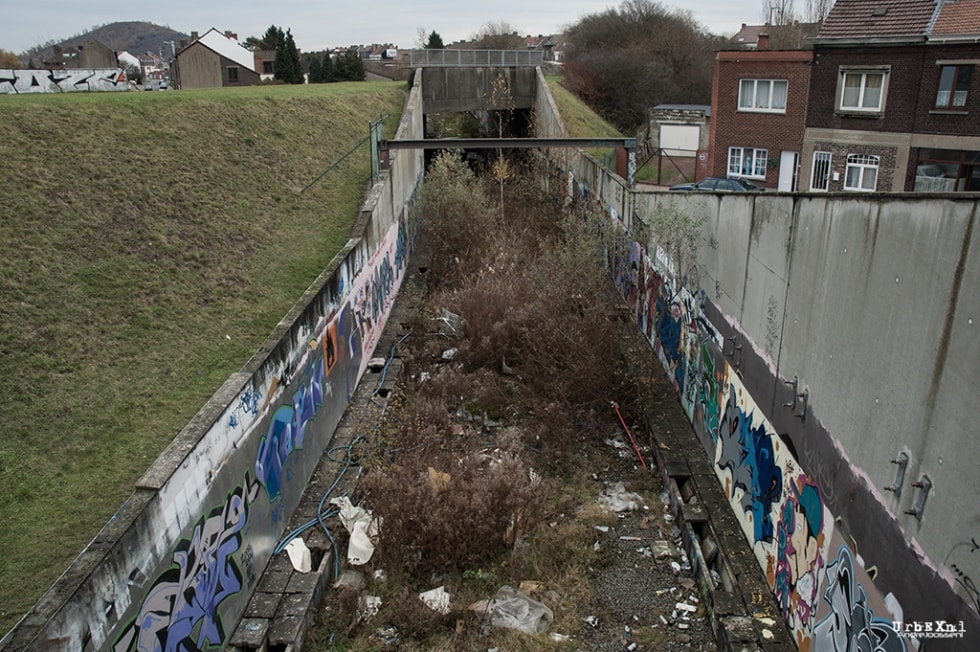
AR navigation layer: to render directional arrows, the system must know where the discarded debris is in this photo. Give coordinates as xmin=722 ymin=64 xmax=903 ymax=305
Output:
xmin=419 ymin=586 xmax=451 ymax=614
xmin=651 ymin=539 xmax=675 ymax=559
xmin=598 ymin=481 xmax=643 ymax=512
xmin=329 ymin=496 xmax=378 ymax=565
xmin=471 ymin=585 xmax=554 ymax=634
xmin=357 ymin=594 xmax=382 ymax=623
xmin=284 ymin=537 xmax=312 ymax=573
xmin=441 ymin=347 xmax=458 ymax=361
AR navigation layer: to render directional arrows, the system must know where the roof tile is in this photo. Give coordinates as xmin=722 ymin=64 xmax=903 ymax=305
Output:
xmin=932 ymin=0 xmax=980 ymax=34
xmin=818 ymin=0 xmax=938 ymax=38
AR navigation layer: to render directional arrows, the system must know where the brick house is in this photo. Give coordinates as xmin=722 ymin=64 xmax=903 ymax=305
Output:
xmin=800 ymin=0 xmax=980 ymax=192
xmin=708 ymin=42 xmax=813 ymax=190
xmin=175 ymin=28 xmax=259 ymax=89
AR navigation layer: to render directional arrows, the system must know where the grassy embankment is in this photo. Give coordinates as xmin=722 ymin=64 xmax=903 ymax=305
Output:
xmin=0 ymin=82 xmax=405 ymax=633
xmin=0 ymin=72 xmax=624 ymax=634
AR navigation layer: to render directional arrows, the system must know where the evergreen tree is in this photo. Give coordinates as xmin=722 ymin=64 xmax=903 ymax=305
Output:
xmin=321 ymin=52 xmax=335 ymax=83
xmin=335 ymin=47 xmax=365 ymax=81
xmin=425 ymin=31 xmax=445 ymax=49
xmin=285 ymin=30 xmax=303 ymax=83
xmin=308 ymin=54 xmax=322 ymax=83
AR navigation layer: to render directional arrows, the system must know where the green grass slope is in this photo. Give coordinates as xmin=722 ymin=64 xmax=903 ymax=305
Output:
xmin=0 ymin=82 xmax=405 ymax=633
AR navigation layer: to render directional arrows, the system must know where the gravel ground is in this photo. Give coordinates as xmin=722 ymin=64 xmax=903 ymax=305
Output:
xmin=569 ymin=446 xmax=719 ymax=652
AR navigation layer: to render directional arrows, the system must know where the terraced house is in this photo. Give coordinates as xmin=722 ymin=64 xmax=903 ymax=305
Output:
xmin=801 ymin=0 xmax=980 ymax=192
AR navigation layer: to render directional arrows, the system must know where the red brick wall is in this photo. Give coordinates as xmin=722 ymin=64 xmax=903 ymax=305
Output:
xmin=709 ymin=51 xmax=812 ymax=188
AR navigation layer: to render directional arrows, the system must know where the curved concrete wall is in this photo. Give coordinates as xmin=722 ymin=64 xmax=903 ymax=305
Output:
xmin=0 ymin=76 xmax=425 ymax=651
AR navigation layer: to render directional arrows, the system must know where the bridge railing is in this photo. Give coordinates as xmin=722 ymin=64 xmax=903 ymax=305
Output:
xmin=408 ymin=49 xmax=544 ymax=67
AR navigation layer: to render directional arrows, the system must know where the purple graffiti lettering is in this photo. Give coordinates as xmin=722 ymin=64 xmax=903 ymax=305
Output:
xmin=114 ymin=478 xmax=254 ymax=652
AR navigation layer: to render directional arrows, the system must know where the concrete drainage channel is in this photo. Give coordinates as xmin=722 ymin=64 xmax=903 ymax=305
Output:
xmin=646 ymin=412 xmax=797 ymax=651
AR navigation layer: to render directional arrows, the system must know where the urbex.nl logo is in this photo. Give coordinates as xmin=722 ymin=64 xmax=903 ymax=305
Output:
xmin=893 ymin=620 xmax=966 ymax=640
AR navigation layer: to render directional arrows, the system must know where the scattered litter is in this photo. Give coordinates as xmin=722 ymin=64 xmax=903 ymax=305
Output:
xmin=419 ymin=586 xmax=451 ymax=614
xmin=763 ymin=628 xmax=774 ymax=639
xmin=664 ymin=513 xmax=675 ymax=523
xmin=333 ymin=569 xmax=366 ymax=591
xmin=284 ymin=538 xmax=312 ymax=573
xmin=619 ymin=536 xmax=643 ymax=541
xmin=436 ymin=308 xmax=463 ymax=335
xmin=371 ymin=625 xmax=398 ymax=646
xmin=584 ymin=615 xmax=600 ymax=628
xmin=471 ymin=586 xmax=554 ymax=634
xmin=595 ymin=525 xmax=610 ymax=533
xmin=329 ymin=496 xmax=378 ymax=565
xmin=550 ymin=633 xmax=569 ymax=642
xmin=357 ymin=595 xmax=382 ymax=622
xmin=651 ymin=539 xmax=675 ymax=559
xmin=367 ymin=357 xmax=387 ymax=371
xmin=676 ymin=622 xmax=690 ymax=630
xmin=373 ymin=568 xmax=386 ymax=582
xmin=659 ymin=615 xmax=669 ymax=626
xmin=598 ymin=481 xmax=643 ymax=512
xmin=441 ymin=347 xmax=458 ymax=361
xmin=626 ymin=642 xmax=638 ymax=651
xmin=755 ymin=616 xmax=776 ymax=626
xmin=676 ymin=602 xmax=697 ymax=613
xmin=671 ymin=561 xmax=682 ymax=574
xmin=604 ymin=438 xmax=627 ymax=449
xmin=419 ymin=371 xmax=431 ymax=383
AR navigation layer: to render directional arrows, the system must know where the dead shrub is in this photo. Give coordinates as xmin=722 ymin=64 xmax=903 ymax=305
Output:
xmin=361 ymin=450 xmax=543 ymax=579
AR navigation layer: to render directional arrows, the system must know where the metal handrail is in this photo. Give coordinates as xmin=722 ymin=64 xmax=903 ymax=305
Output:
xmin=408 ymin=49 xmax=544 ymax=67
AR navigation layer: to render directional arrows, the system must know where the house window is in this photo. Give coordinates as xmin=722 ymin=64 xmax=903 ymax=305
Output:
xmin=738 ymin=79 xmax=788 ymax=112
xmin=811 ymin=151 xmax=831 ymax=191
xmin=844 ymin=154 xmax=879 ymax=191
xmin=227 ymin=66 xmax=239 ymax=82
xmin=840 ymin=69 xmax=887 ymax=112
xmin=935 ymin=65 xmax=971 ymax=108
xmin=263 ymin=61 xmax=274 ymax=74
xmin=728 ymin=147 xmax=768 ymax=179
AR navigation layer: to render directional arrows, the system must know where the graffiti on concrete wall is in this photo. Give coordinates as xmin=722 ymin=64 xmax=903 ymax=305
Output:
xmin=0 ymin=68 xmax=129 ymax=94
xmin=944 ymin=537 xmax=980 ymax=614
xmin=716 ymin=384 xmax=783 ymax=544
xmin=114 ymin=475 xmax=259 ymax=651
xmin=813 ymin=545 xmax=907 ymax=652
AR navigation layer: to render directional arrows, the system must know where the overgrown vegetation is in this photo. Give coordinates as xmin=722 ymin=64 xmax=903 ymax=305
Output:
xmin=0 ymin=82 xmax=405 ymax=632
xmin=308 ymin=152 xmax=663 ymax=649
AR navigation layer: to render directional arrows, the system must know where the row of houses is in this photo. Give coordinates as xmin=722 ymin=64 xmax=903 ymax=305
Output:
xmin=703 ymin=0 xmax=980 ymax=193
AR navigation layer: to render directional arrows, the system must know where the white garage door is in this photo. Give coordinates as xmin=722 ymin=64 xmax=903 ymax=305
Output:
xmin=660 ymin=124 xmax=700 ymax=157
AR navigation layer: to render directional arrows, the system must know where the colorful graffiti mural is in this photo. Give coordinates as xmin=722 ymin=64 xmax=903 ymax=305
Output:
xmin=773 ymin=475 xmax=826 ymax=641
xmin=114 ymin=476 xmax=258 ymax=651
xmin=813 ymin=546 xmax=907 ymax=652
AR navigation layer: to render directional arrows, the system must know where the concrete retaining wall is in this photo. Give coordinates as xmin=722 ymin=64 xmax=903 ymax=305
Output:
xmin=0 ymin=76 xmax=425 ymax=651
xmin=561 ymin=152 xmax=980 ymax=648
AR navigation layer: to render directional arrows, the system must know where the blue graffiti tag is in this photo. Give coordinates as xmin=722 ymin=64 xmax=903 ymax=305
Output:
xmin=255 ymin=353 xmax=325 ymax=500
xmin=716 ymin=385 xmax=783 ymax=543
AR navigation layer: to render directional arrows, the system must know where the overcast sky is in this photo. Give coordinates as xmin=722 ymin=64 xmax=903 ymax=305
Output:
xmin=2 ymin=1 xmax=759 ymax=55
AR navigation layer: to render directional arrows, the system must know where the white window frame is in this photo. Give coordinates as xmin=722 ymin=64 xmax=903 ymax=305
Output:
xmin=838 ymin=67 xmax=889 ymax=113
xmin=844 ymin=154 xmax=879 ymax=191
xmin=728 ymin=146 xmax=768 ymax=180
xmin=811 ymin=151 xmax=832 ymax=191
xmin=738 ymin=79 xmax=789 ymax=113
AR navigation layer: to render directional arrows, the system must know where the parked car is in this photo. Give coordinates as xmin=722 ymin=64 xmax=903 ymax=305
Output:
xmin=157 ymin=80 xmax=168 ymax=90
xmin=670 ymin=177 xmax=765 ymax=192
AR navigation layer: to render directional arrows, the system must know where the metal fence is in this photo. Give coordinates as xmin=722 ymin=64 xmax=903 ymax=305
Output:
xmin=408 ymin=49 xmax=544 ymax=67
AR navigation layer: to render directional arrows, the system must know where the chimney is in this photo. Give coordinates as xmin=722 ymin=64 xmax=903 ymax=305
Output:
xmin=757 ymin=33 xmax=770 ymax=50
xmin=191 ymin=31 xmax=199 ymax=41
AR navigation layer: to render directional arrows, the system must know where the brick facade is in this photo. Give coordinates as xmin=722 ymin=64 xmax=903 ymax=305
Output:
xmin=708 ymin=50 xmax=813 ymax=189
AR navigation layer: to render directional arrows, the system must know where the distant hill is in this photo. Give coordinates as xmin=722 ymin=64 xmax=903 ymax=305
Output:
xmin=23 ymin=21 xmax=191 ymax=61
